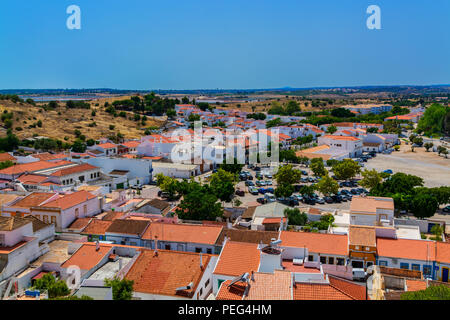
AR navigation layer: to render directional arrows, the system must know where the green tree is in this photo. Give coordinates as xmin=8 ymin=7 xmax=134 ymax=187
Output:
xmin=326 ymin=125 xmax=337 ymax=134
xmin=310 ymin=158 xmax=327 ymax=177
xmin=274 ymin=184 xmax=295 ymax=198
xmin=417 ymin=103 xmax=449 ymax=136
xmin=411 ymin=193 xmax=438 ymax=219
xmin=424 ymin=142 xmax=434 ymax=152
xmin=359 ymin=169 xmax=383 ymax=190
xmin=274 ymin=164 xmax=302 ymax=185
xmin=155 ymin=173 xmax=179 ymax=200
xmin=0 ymin=160 xmax=14 ymax=170
xmin=210 ymin=169 xmax=236 ymax=202
xmin=71 ymin=139 xmax=86 ymax=153
xmin=332 ymin=159 xmax=360 ymax=181
xmin=401 ymin=285 xmax=450 ymax=300
xmin=431 ymin=224 xmax=443 ymax=241
xmin=284 ymin=208 xmax=308 ymax=226
xmin=219 ymin=158 xmax=244 ymax=174
xmin=315 ymin=174 xmax=339 ymax=196
xmin=176 ymin=185 xmax=223 ymax=221
xmin=104 ymin=277 xmax=134 ymax=300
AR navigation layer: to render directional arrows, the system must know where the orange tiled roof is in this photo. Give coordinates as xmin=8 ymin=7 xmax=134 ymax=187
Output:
xmin=350 ymin=196 xmax=394 ymax=214
xmin=349 ymin=225 xmax=376 ymax=247
xmin=41 ymin=190 xmax=96 ymax=210
xmin=141 ymin=223 xmax=223 ymax=245
xmin=51 ymin=163 xmax=98 ymax=177
xmin=82 ymin=219 xmax=113 ymax=236
xmin=0 ymin=160 xmax=73 ymax=175
xmin=376 ymin=238 xmax=436 ymax=261
xmin=16 ymin=174 xmax=47 ymax=185
xmin=61 ymin=243 xmax=111 ymax=270
xmin=125 ymin=249 xmax=211 ymax=298
xmin=405 ymin=279 xmax=427 ymax=292
xmin=280 ymin=231 xmax=348 ymax=256
xmin=436 ymin=242 xmax=450 ymax=264
xmin=293 ymin=283 xmax=353 ymax=300
xmin=11 ymin=192 xmax=57 ymax=208
xmin=0 ymin=153 xmax=16 ymax=162
xmin=328 ymin=276 xmax=367 ymax=300
xmin=213 ymin=241 xmax=260 ymax=277
xmin=121 ymin=141 xmax=141 ymax=148
xmin=216 ymin=270 xmax=292 ymax=300
xmin=32 ymin=153 xmax=67 ymax=161
xmin=97 ymin=143 xmax=117 ymax=149
xmin=68 ymin=218 xmax=92 ymax=230
xmin=322 ymin=135 xmax=360 ymax=141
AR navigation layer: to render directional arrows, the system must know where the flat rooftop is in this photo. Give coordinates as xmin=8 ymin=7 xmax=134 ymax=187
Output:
xmin=88 ymin=257 xmax=132 ymax=281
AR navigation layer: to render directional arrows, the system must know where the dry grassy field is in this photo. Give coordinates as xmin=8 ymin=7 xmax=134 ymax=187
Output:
xmin=0 ymin=98 xmax=164 ymax=142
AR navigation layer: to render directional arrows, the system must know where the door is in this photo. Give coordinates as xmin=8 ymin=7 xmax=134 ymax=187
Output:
xmin=443 ymin=268 xmax=449 ymax=282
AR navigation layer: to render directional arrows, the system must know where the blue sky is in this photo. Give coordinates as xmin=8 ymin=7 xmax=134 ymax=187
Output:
xmin=0 ymin=0 xmax=449 ymax=90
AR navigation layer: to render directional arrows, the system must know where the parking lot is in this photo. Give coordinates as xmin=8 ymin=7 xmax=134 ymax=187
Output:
xmin=234 ymin=165 xmax=361 ymax=210
xmin=364 ymin=143 xmax=450 ymax=188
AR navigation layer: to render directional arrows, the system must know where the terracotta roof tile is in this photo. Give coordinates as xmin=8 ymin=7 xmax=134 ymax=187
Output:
xmin=280 ymin=231 xmax=348 ymax=256
xmin=106 ymin=219 xmax=150 ymax=236
xmin=350 ymin=196 xmax=394 ymax=214
xmin=293 ymin=283 xmax=353 ymax=300
xmin=82 ymin=219 xmax=113 ymax=236
xmin=125 ymin=249 xmax=211 ymax=298
xmin=11 ymin=192 xmax=57 ymax=208
xmin=42 ymin=191 xmax=97 ymax=210
xmin=51 ymin=163 xmax=98 ymax=177
xmin=0 ymin=153 xmax=16 ymax=162
xmin=68 ymin=218 xmax=92 ymax=230
xmin=0 ymin=160 xmax=73 ymax=176
xmin=405 ymin=279 xmax=427 ymax=292
xmin=142 ymin=223 xmax=222 ymax=245
xmin=216 ymin=229 xmax=279 ymax=245
xmin=349 ymin=225 xmax=376 ymax=247
xmin=213 ymin=241 xmax=260 ymax=277
xmin=328 ymin=276 xmax=367 ymax=300
xmin=376 ymin=238 xmax=436 ymax=261
xmin=61 ymin=244 xmax=111 ymax=270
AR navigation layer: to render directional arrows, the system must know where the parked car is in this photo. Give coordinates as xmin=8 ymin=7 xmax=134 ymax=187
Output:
xmin=265 ymin=180 xmax=273 ymax=186
xmin=264 ymin=193 xmax=276 ymax=203
xmin=350 ymin=189 xmax=360 ymax=195
xmin=248 ymin=186 xmax=259 ymax=195
xmin=235 ymin=189 xmax=245 ymax=196
xmin=324 ymin=196 xmax=334 ymax=204
xmin=256 ymin=180 xmax=265 ymax=187
xmin=301 ymin=170 xmax=308 ymax=176
xmin=257 ymin=197 xmax=267 ymax=204
xmin=265 ymin=174 xmax=273 ymax=179
xmin=316 ymin=197 xmax=325 ymax=204
xmin=245 ymin=180 xmax=255 ymax=186
xmin=383 ymin=169 xmax=393 ymax=174
xmin=442 ymin=205 xmax=450 ymax=213
xmin=331 ymin=195 xmax=342 ymax=203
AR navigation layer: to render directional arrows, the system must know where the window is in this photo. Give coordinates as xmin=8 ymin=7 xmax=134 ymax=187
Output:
xmin=205 ymin=279 xmax=210 ymax=288
xmin=337 ymin=258 xmax=345 ymax=266
xmin=217 ymin=279 xmax=225 ymax=289
xmin=195 ymin=247 xmax=202 ymax=253
xmin=165 ymin=244 xmax=171 ymax=250
xmin=366 ymin=261 xmax=374 ymax=268
xmin=400 ymin=263 xmax=409 ymax=270
xmin=51 ymin=216 xmax=56 ymax=225
xmin=199 ymin=288 xmax=203 ymax=297
xmin=328 ymin=257 xmax=335 ymax=265
xmin=365 ymin=247 xmax=371 ymax=251
xmin=0 ymin=234 xmax=5 ymax=246
xmin=423 ymin=265 xmax=432 ymax=276
xmin=378 ymin=260 xmax=388 ymax=266
xmin=412 ymin=264 xmax=420 ymax=271
xmin=83 ymin=205 xmax=87 ymax=214
xmin=352 ymin=261 xmax=364 ymax=268
xmin=75 ymin=208 xmax=79 ymax=218
xmin=43 ymin=215 xmax=49 ymax=223
xmin=355 ymin=246 xmax=360 ymax=250
xmin=206 ymin=248 xmax=212 ymax=254
xmin=320 ymin=256 xmax=327 ymax=264
xmin=308 ymin=255 xmax=314 ymax=262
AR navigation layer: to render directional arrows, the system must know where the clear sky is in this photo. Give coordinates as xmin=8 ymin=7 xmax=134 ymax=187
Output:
xmin=0 ymin=0 xmax=449 ymax=90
